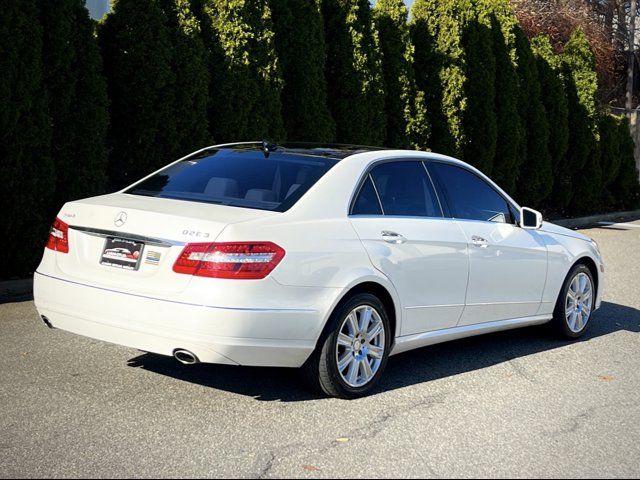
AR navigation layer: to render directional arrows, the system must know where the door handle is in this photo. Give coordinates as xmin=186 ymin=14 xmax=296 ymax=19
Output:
xmin=471 ymin=235 xmax=489 ymax=248
xmin=381 ymin=231 xmax=407 ymax=244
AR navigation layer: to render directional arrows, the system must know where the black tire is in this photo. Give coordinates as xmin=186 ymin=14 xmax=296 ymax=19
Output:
xmin=552 ymin=263 xmax=595 ymax=339
xmin=303 ymin=293 xmax=392 ymax=399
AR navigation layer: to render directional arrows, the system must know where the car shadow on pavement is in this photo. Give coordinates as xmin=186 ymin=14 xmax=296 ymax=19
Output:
xmin=127 ymin=301 xmax=640 ymax=402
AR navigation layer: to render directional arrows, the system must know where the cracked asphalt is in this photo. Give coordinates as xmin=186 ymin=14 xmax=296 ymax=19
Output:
xmin=1 ymin=220 xmax=640 ymax=478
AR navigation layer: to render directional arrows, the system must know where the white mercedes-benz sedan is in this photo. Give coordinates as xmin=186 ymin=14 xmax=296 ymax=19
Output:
xmin=34 ymin=142 xmax=604 ymax=398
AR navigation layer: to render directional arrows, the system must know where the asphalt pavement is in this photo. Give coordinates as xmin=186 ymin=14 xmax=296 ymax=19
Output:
xmin=1 ymin=220 xmax=639 ymax=478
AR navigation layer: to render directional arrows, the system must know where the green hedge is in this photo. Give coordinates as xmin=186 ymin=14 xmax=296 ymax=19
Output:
xmin=2 ymin=0 xmax=640 ymax=278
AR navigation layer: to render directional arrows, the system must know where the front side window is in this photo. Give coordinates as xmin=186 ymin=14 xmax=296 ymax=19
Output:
xmin=127 ymin=149 xmax=338 ymax=212
xmin=429 ymin=162 xmax=513 ymax=223
xmin=368 ymin=161 xmax=442 ymax=217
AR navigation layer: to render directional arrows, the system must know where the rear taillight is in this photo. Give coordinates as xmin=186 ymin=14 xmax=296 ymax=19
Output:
xmin=173 ymin=242 xmax=285 ymax=279
xmin=45 ymin=217 xmax=69 ymax=254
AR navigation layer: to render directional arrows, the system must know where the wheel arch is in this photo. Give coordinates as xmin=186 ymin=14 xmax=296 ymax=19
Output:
xmin=572 ymin=255 xmax=600 ymax=293
xmin=313 ymin=277 xmax=402 ymax=354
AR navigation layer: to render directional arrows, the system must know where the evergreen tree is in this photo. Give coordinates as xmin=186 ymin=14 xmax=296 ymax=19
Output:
xmin=461 ymin=16 xmax=497 ymax=174
xmin=610 ymin=119 xmax=640 ymax=210
xmin=196 ymin=0 xmax=285 ymax=142
xmin=599 ymin=115 xmax=624 ymax=198
xmin=322 ymin=0 xmax=386 ymax=145
xmin=40 ymin=0 xmax=109 ymax=209
xmin=270 ymin=0 xmax=335 ymax=142
xmin=0 ymin=0 xmax=55 ymax=276
xmin=98 ymin=0 xmax=178 ymax=188
xmin=514 ymin=26 xmax=552 ymax=208
xmin=476 ymin=0 xmax=522 ymax=194
xmin=561 ymin=29 xmax=601 ymax=213
xmin=411 ymin=0 xmax=455 ymax=155
xmin=158 ymin=0 xmax=211 ymax=155
xmin=410 ymin=0 xmax=496 ymax=173
xmin=530 ymin=35 xmax=569 ymax=210
xmin=374 ymin=0 xmax=429 ymax=149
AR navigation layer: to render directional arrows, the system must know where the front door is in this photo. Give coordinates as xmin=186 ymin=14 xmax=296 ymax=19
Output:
xmin=427 ymin=162 xmax=548 ymax=326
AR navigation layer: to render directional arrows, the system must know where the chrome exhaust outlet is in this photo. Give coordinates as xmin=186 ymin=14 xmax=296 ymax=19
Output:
xmin=41 ymin=316 xmax=54 ymax=329
xmin=173 ymin=349 xmax=199 ymax=365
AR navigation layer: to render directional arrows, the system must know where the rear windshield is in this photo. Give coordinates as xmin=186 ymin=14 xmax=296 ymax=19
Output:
xmin=126 ymin=149 xmax=339 ymax=212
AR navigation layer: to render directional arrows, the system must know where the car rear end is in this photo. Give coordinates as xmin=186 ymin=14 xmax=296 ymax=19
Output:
xmin=33 ymin=146 xmax=345 ymax=368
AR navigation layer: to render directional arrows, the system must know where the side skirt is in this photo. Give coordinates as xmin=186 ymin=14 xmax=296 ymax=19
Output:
xmin=390 ymin=315 xmax=552 ymax=356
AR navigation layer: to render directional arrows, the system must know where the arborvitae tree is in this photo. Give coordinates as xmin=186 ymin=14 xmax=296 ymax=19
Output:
xmin=410 ymin=0 xmax=496 ymax=173
xmin=562 ymin=29 xmax=601 ymax=214
xmin=476 ymin=0 xmax=522 ymax=194
xmin=158 ymin=0 xmax=211 ymax=155
xmin=196 ymin=0 xmax=285 ymax=142
xmin=98 ymin=0 xmax=178 ymax=188
xmin=374 ymin=0 xmax=429 ymax=150
xmin=514 ymin=26 xmax=552 ymax=208
xmin=530 ymin=35 xmax=569 ymax=210
xmin=40 ymin=0 xmax=109 ymax=209
xmin=461 ymin=15 xmax=497 ymax=174
xmin=610 ymin=119 xmax=640 ymax=210
xmin=599 ymin=115 xmax=625 ymax=207
xmin=411 ymin=0 xmax=457 ymax=155
xmin=270 ymin=0 xmax=335 ymax=142
xmin=322 ymin=0 xmax=386 ymax=145
xmin=0 ymin=0 xmax=55 ymax=276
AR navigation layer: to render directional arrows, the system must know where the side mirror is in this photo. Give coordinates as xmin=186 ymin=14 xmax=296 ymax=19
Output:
xmin=520 ymin=207 xmax=543 ymax=230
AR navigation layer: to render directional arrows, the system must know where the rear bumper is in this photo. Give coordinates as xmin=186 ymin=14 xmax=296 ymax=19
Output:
xmin=33 ymin=272 xmax=331 ymax=368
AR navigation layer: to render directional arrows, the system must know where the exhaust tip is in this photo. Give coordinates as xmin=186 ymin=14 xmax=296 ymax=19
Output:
xmin=41 ymin=316 xmax=54 ymax=329
xmin=173 ymin=349 xmax=199 ymax=365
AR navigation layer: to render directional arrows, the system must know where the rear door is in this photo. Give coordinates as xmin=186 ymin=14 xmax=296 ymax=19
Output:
xmin=427 ymin=161 xmax=548 ymax=326
xmin=349 ymin=160 xmax=469 ymax=336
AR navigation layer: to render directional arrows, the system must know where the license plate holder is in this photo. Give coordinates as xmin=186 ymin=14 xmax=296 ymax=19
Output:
xmin=100 ymin=237 xmax=144 ymax=271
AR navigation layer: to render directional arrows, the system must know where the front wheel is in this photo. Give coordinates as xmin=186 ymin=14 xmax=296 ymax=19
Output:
xmin=552 ymin=263 xmax=595 ymax=339
xmin=303 ymin=293 xmax=391 ymax=399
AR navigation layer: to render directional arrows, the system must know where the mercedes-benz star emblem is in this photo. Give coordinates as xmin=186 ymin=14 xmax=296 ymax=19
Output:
xmin=114 ymin=211 xmax=127 ymax=228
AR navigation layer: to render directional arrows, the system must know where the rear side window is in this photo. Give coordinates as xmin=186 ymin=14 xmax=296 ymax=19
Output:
xmin=352 ymin=176 xmax=383 ymax=215
xmin=369 ymin=161 xmax=442 ymax=217
xmin=429 ymin=162 xmax=513 ymax=223
xmin=126 ymin=149 xmax=338 ymax=212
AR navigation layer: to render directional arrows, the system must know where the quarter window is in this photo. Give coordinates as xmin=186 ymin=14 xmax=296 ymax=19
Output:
xmin=368 ymin=161 xmax=441 ymax=217
xmin=429 ymin=162 xmax=512 ymax=223
xmin=352 ymin=176 xmax=383 ymax=215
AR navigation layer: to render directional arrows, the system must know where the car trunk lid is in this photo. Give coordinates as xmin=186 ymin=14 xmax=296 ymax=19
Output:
xmin=54 ymin=193 xmax=278 ymax=295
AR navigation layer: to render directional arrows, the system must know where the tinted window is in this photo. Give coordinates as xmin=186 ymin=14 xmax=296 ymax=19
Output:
xmin=429 ymin=162 xmax=512 ymax=223
xmin=127 ymin=149 xmax=338 ymax=212
xmin=369 ymin=161 xmax=441 ymax=217
xmin=352 ymin=176 xmax=383 ymax=215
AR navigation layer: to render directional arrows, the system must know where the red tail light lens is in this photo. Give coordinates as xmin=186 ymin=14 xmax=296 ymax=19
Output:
xmin=173 ymin=242 xmax=285 ymax=279
xmin=45 ymin=217 xmax=69 ymax=254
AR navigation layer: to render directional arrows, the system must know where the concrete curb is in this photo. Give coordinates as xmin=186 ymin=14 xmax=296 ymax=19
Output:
xmin=1 ymin=208 xmax=639 ymax=302
xmin=552 ymin=209 xmax=640 ymax=229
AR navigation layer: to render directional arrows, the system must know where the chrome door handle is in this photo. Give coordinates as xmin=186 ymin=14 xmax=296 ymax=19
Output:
xmin=471 ymin=235 xmax=489 ymax=248
xmin=381 ymin=231 xmax=407 ymax=244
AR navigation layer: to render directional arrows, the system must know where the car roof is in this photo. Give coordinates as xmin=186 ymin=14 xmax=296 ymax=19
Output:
xmin=206 ymin=141 xmax=388 ymax=161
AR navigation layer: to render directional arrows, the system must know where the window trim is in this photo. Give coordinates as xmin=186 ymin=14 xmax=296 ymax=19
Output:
xmin=425 ymin=160 xmax=518 ymax=225
xmin=348 ymin=158 xmax=445 ymax=219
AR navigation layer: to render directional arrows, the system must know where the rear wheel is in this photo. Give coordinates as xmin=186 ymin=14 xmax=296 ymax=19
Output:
xmin=552 ymin=263 xmax=595 ymax=339
xmin=303 ymin=293 xmax=391 ymax=399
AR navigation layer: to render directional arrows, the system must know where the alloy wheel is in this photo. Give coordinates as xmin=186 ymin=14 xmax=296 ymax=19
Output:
xmin=335 ymin=305 xmax=386 ymax=388
xmin=565 ymin=272 xmax=593 ymax=333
